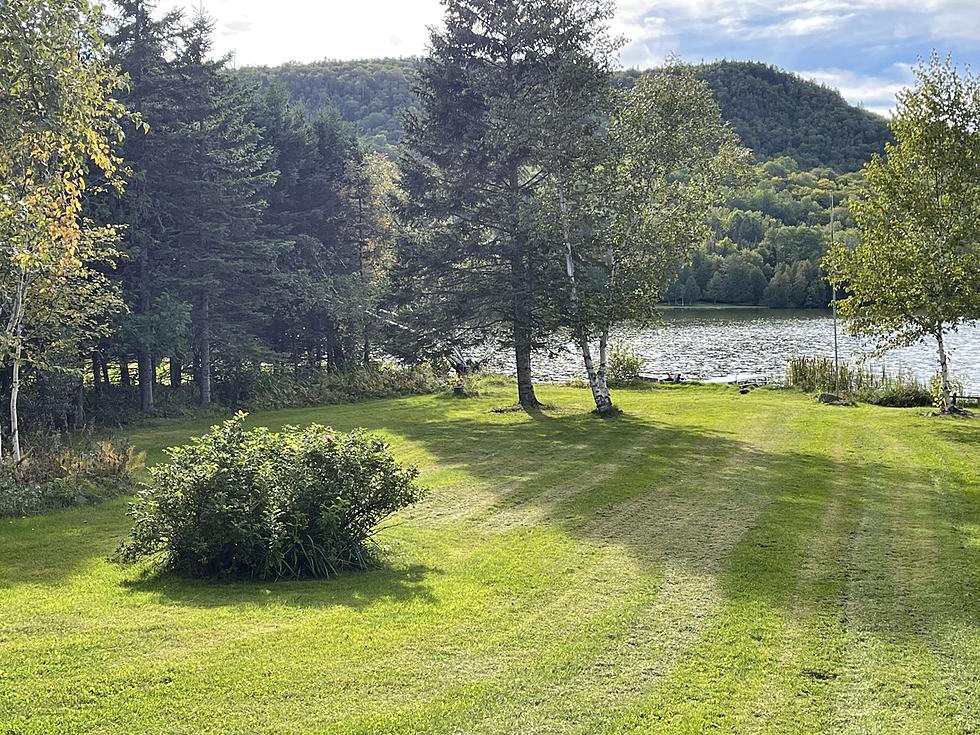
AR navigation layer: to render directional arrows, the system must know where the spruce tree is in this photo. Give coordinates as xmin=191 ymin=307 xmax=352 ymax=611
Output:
xmin=103 ymin=0 xmax=187 ymax=412
xmin=397 ymin=0 xmax=615 ymax=408
xmin=157 ymin=10 xmax=277 ymax=406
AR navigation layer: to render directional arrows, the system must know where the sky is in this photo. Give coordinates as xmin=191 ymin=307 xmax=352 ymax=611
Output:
xmin=156 ymin=0 xmax=980 ymax=116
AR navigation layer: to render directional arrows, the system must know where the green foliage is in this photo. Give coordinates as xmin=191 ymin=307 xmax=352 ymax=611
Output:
xmin=825 ymin=55 xmax=980 ymax=411
xmin=0 ymin=436 xmax=142 ymax=517
xmin=0 ymin=0 xmax=131 ymax=460
xmin=690 ymin=61 xmax=890 ymax=171
xmin=666 ymin=161 xmax=860 ymax=307
xmin=237 ymin=59 xmax=419 ymax=153
xmin=119 ymin=413 xmax=426 ymax=579
xmin=869 ymin=382 xmax=935 ymax=409
xmin=606 ymin=345 xmax=642 ymax=386
xmin=395 ymin=0 xmax=617 ymax=406
xmin=240 ymin=364 xmax=445 ymax=411
xmin=239 ymin=59 xmax=890 ymax=172
xmin=930 ymin=373 xmax=965 ymax=410
xmin=786 ymin=355 xmax=932 ymax=407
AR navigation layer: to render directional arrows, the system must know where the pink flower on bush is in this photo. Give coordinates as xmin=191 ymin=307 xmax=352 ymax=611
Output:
xmin=324 ymin=434 xmax=334 ymax=444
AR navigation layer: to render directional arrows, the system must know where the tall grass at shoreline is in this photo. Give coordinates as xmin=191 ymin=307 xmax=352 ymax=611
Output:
xmin=786 ymin=355 xmax=934 ymax=407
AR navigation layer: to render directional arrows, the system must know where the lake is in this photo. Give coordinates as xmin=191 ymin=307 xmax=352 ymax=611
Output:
xmin=479 ymin=308 xmax=980 ymax=391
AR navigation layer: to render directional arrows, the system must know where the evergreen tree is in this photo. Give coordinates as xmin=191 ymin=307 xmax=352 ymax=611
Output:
xmin=255 ymin=86 xmax=392 ymax=375
xmin=396 ymin=0 xmax=615 ymax=408
xmin=157 ymin=10 xmax=277 ymax=406
xmin=103 ymin=0 xmax=188 ymax=412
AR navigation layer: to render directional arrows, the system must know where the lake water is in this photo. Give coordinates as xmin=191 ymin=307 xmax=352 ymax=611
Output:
xmin=479 ymin=308 xmax=980 ymax=391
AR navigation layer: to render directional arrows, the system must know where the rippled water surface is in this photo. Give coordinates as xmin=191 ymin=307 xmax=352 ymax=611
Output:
xmin=480 ymin=308 xmax=980 ymax=391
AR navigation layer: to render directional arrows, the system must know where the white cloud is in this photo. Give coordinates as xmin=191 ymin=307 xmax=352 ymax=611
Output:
xmin=798 ymin=64 xmax=916 ymax=116
xmin=156 ymin=0 xmax=445 ymax=66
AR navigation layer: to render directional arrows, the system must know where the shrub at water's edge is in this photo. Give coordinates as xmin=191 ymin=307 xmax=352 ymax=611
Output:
xmin=607 ymin=345 xmax=643 ymax=387
xmin=0 ymin=436 xmax=143 ymax=518
xmin=118 ymin=413 xmax=426 ymax=580
xmin=786 ymin=355 xmax=934 ymax=407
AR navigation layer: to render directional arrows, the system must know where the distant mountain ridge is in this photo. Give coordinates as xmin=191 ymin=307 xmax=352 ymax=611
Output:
xmin=238 ymin=58 xmax=891 ymax=172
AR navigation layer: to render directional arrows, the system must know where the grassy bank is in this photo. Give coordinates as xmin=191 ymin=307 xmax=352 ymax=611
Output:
xmin=2 ymin=384 xmax=979 ymax=734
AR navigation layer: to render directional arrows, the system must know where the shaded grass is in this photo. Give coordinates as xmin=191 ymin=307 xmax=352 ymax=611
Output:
xmin=1 ymin=384 xmax=979 ymax=734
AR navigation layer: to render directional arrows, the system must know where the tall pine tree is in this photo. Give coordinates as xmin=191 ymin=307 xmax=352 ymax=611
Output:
xmin=157 ymin=10 xmax=277 ymax=406
xmin=103 ymin=0 xmax=187 ymax=412
xmin=397 ymin=0 xmax=615 ymax=408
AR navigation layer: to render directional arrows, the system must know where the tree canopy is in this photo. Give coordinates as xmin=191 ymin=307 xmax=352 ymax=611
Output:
xmin=825 ymin=55 xmax=980 ymax=412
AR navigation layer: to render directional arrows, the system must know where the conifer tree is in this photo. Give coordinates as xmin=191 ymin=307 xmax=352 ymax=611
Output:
xmin=103 ymin=0 xmax=188 ymax=412
xmin=397 ymin=0 xmax=615 ymax=408
xmin=157 ymin=10 xmax=277 ymax=406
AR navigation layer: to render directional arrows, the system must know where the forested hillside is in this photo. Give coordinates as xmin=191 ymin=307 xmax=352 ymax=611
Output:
xmin=239 ymin=58 xmax=890 ymax=170
xmin=238 ymin=59 xmax=419 ymax=151
xmin=697 ymin=62 xmax=889 ymax=171
xmin=666 ymin=157 xmax=861 ymax=308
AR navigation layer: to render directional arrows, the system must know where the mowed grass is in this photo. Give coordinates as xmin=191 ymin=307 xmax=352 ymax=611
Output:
xmin=2 ymin=384 xmax=980 ymax=734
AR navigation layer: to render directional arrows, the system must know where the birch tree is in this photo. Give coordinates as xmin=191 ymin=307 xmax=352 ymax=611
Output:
xmin=825 ymin=55 xmax=980 ymax=412
xmin=544 ymin=67 xmax=749 ymax=414
xmin=0 ymin=0 xmax=129 ymax=461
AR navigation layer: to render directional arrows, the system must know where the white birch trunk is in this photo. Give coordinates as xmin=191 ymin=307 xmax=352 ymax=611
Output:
xmin=4 ymin=269 xmax=29 ymax=464
xmin=558 ymin=185 xmax=615 ymax=415
xmin=936 ymin=328 xmax=953 ymax=412
xmin=580 ymin=336 xmax=613 ymax=414
xmin=10 ymin=345 xmax=22 ymax=463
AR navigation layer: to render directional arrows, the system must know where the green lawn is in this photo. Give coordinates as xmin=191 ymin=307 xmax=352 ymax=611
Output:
xmin=2 ymin=384 xmax=980 ymax=734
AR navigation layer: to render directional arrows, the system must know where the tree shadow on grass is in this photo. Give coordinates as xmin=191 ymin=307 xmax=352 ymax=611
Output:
xmin=0 ymin=497 xmax=131 ymax=590
xmin=120 ymin=562 xmax=440 ymax=610
xmin=373 ymin=402 xmax=980 ymax=638
xmin=936 ymin=423 xmax=980 ymax=448
xmin=6 ymin=393 xmax=980 ymax=642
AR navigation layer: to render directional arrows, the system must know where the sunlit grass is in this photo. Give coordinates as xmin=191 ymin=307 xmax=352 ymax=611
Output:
xmin=2 ymin=384 xmax=978 ymax=734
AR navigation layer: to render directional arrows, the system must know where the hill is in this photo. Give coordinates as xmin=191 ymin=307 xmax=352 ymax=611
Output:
xmin=697 ymin=61 xmax=889 ymax=171
xmin=238 ymin=58 xmax=891 ymax=171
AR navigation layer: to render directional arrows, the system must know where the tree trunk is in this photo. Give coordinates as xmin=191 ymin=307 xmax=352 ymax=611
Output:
xmin=936 ymin=328 xmax=954 ymax=412
xmin=199 ymin=290 xmax=211 ymax=407
xmin=170 ymin=356 xmax=182 ymax=389
xmin=92 ymin=353 xmax=103 ymax=395
xmin=119 ymin=357 xmax=131 ymax=387
xmin=508 ymin=159 xmax=539 ymax=409
xmin=598 ymin=327 xmax=610 ymax=391
xmin=138 ymin=349 xmax=154 ymax=412
xmin=557 ymin=181 xmax=614 ymax=416
xmin=510 ymin=258 xmax=539 ymax=408
xmin=101 ymin=357 xmax=111 ymax=387
xmin=10 ymin=349 xmax=22 ymax=464
xmin=579 ymin=336 xmax=614 ymax=414
xmin=69 ymin=383 xmax=85 ymax=432
xmin=514 ymin=328 xmax=539 ymax=408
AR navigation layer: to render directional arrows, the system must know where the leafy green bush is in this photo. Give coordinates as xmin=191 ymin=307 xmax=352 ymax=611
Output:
xmin=607 ymin=345 xmax=643 ymax=386
xmin=930 ymin=373 xmax=965 ymax=409
xmin=119 ymin=413 xmax=426 ymax=580
xmin=860 ymin=382 xmax=933 ymax=408
xmin=0 ymin=436 xmax=143 ymax=517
